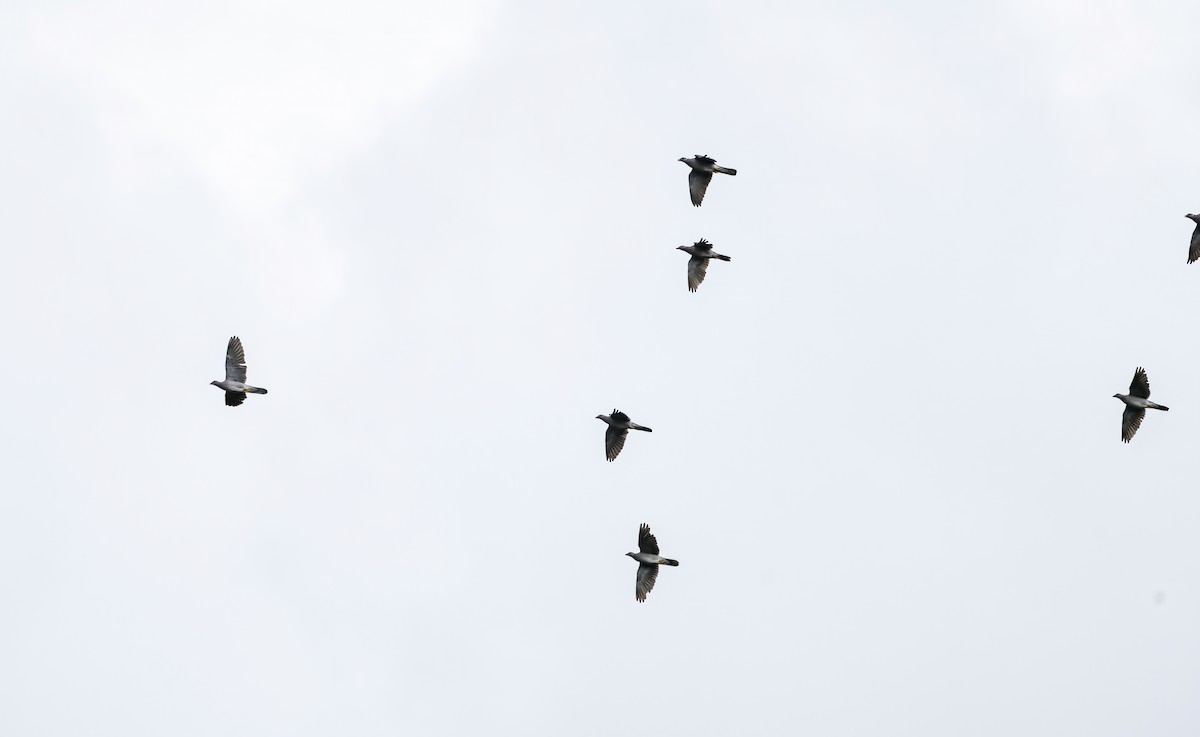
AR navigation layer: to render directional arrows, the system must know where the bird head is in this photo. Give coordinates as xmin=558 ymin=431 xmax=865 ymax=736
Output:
xmin=1188 ymin=214 xmax=1200 ymax=223
xmin=1112 ymin=393 xmax=1121 ymax=399
xmin=596 ymin=414 xmax=606 ymax=420
xmin=677 ymin=157 xmax=687 ymax=162
xmin=676 ymin=245 xmax=686 ymax=251
xmin=210 ymin=381 xmax=220 ymax=387
xmin=625 ymin=552 xmax=636 ymax=559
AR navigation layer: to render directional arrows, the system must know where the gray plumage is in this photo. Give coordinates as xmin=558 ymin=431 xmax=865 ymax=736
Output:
xmin=678 ymin=154 xmax=737 ymax=207
xmin=1113 ymin=367 xmax=1168 ymax=442
xmin=1187 ymin=214 xmax=1200 ymax=264
xmin=676 ymin=238 xmax=731 ymax=292
xmin=210 ymin=336 xmax=268 ymax=407
xmin=626 ymin=523 xmax=679 ymax=602
xmin=595 ymin=409 xmax=652 ymax=461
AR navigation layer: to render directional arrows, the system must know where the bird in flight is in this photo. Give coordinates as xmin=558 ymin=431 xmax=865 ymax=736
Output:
xmin=626 ymin=523 xmax=679 ymax=603
xmin=1113 ymin=367 xmax=1168 ymax=442
xmin=1186 ymin=214 xmax=1200 ymax=264
xmin=596 ymin=409 xmax=652 ymax=461
xmin=211 ymin=336 xmax=269 ymax=407
xmin=678 ymin=154 xmax=737 ymax=207
xmin=677 ymin=238 xmax=731 ymax=292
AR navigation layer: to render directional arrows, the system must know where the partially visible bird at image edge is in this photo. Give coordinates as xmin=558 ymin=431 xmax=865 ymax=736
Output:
xmin=1186 ymin=213 xmax=1200 ymax=264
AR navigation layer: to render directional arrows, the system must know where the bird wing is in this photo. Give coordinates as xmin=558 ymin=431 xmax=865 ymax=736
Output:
xmin=225 ymin=391 xmax=246 ymax=407
xmin=638 ymin=523 xmax=660 ymax=555
xmin=225 ymin=336 xmax=248 ymax=384
xmin=611 ymin=410 xmax=630 ymax=423
xmin=635 ymin=563 xmax=659 ymax=602
xmin=605 ymin=425 xmax=628 ymax=461
xmin=1121 ymin=405 xmax=1145 ymax=443
xmin=688 ymin=169 xmax=712 ymax=207
xmin=693 ymin=239 xmax=713 ymax=252
xmin=688 ymin=255 xmax=708 ymax=292
xmin=1129 ymin=367 xmax=1150 ymax=399
xmin=1190 ymin=224 xmax=1200 ymax=264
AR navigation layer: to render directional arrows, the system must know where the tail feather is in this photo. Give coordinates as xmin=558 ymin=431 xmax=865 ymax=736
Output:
xmin=630 ymin=424 xmax=652 ymax=432
xmin=714 ymin=166 xmax=737 ymax=176
xmin=245 ymin=386 xmax=268 ymax=395
xmin=662 ymin=559 xmax=679 ymax=566
xmin=1149 ymin=402 xmax=1168 ymax=411
xmin=714 ymin=254 xmax=731 ymax=261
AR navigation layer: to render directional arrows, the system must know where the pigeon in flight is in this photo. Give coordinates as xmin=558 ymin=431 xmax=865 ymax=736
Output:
xmin=211 ymin=336 xmax=269 ymax=407
xmin=678 ymin=154 xmax=737 ymax=207
xmin=677 ymin=238 xmax=731 ymax=292
xmin=1187 ymin=214 xmax=1200 ymax=264
xmin=626 ymin=523 xmax=679 ymax=603
xmin=1113 ymin=367 xmax=1168 ymax=442
xmin=596 ymin=409 xmax=652 ymax=461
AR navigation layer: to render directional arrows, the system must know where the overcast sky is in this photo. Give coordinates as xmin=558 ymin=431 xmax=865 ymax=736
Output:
xmin=3 ymin=1 xmax=1200 ymax=735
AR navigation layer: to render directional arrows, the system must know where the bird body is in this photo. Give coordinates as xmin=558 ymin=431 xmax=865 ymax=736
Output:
xmin=1113 ymin=367 xmax=1167 ymax=442
xmin=627 ymin=523 xmax=678 ymax=602
xmin=596 ymin=409 xmax=652 ymax=461
xmin=678 ymin=154 xmax=737 ymax=206
xmin=676 ymin=238 xmax=731 ymax=292
xmin=1187 ymin=214 xmax=1200 ymax=264
xmin=211 ymin=336 xmax=268 ymax=407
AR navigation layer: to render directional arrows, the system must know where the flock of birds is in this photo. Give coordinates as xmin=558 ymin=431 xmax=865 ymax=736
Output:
xmin=207 ymin=154 xmax=740 ymax=602
xmin=207 ymin=154 xmax=1195 ymax=599
xmin=1111 ymin=215 xmax=1200 ymax=443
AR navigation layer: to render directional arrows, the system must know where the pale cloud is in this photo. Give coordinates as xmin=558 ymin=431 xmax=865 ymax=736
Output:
xmin=29 ymin=0 xmax=498 ymax=210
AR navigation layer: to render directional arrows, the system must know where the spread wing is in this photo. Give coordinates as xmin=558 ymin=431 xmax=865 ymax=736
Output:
xmin=635 ymin=563 xmax=659 ymax=602
xmin=611 ymin=410 xmax=630 ymax=423
xmin=688 ymin=255 xmax=708 ymax=292
xmin=638 ymin=523 xmax=659 ymax=554
xmin=225 ymin=391 xmax=246 ymax=407
xmin=1121 ymin=405 xmax=1145 ymax=443
xmin=605 ymin=425 xmax=628 ymax=461
xmin=1190 ymin=223 xmax=1200 ymax=264
xmin=1129 ymin=367 xmax=1150 ymax=399
xmin=688 ymin=169 xmax=712 ymax=207
xmin=225 ymin=336 xmax=248 ymax=384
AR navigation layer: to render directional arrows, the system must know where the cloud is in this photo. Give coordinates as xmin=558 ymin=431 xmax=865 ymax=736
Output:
xmin=29 ymin=0 xmax=498 ymax=210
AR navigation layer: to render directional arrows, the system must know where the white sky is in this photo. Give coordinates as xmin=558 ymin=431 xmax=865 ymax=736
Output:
xmin=3 ymin=1 xmax=1200 ymax=734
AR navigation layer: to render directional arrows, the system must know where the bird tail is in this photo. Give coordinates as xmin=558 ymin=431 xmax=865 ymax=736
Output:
xmin=662 ymin=559 xmax=679 ymax=566
xmin=245 ymin=386 xmax=268 ymax=394
xmin=713 ymin=253 xmax=731 ymax=261
xmin=713 ymin=166 xmax=737 ymax=175
xmin=1148 ymin=402 xmax=1168 ymax=411
xmin=630 ymin=424 xmax=652 ymax=432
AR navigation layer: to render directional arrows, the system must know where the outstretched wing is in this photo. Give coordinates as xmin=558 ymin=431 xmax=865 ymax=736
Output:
xmin=225 ymin=391 xmax=246 ymax=407
xmin=225 ymin=336 xmax=248 ymax=384
xmin=1190 ymin=223 xmax=1200 ymax=264
xmin=1129 ymin=367 xmax=1150 ymax=399
xmin=688 ymin=169 xmax=712 ymax=207
xmin=1121 ymin=405 xmax=1145 ymax=443
xmin=635 ymin=563 xmax=659 ymax=602
xmin=605 ymin=425 xmax=628 ymax=461
xmin=611 ymin=410 xmax=630 ymax=423
xmin=638 ymin=523 xmax=659 ymax=554
xmin=688 ymin=255 xmax=709 ymax=292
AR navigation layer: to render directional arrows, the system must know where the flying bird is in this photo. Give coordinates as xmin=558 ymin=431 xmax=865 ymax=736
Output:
xmin=596 ymin=409 xmax=652 ymax=461
xmin=678 ymin=154 xmax=737 ymax=207
xmin=677 ymin=238 xmax=731 ymax=292
xmin=211 ymin=336 xmax=269 ymax=407
xmin=626 ymin=523 xmax=679 ymax=603
xmin=1187 ymin=214 xmax=1200 ymax=264
xmin=1113 ymin=367 xmax=1168 ymax=442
